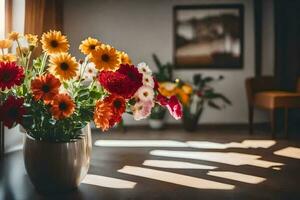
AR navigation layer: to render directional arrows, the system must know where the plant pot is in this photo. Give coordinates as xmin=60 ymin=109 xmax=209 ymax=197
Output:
xmin=182 ymin=108 xmax=203 ymax=132
xmin=23 ymin=124 xmax=92 ymax=194
xmin=149 ymin=119 xmax=164 ymax=130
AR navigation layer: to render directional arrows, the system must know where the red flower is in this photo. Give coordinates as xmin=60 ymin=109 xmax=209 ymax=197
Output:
xmin=156 ymin=94 xmax=182 ymax=120
xmin=153 ymin=77 xmax=159 ymax=90
xmin=0 ymin=96 xmax=26 ymax=128
xmin=104 ymin=94 xmax=126 ymax=126
xmin=98 ymin=64 xmax=143 ymax=99
xmin=0 ymin=62 xmax=24 ymax=90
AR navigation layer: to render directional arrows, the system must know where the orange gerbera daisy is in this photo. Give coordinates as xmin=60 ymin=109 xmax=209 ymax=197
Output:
xmin=118 ymin=51 xmax=131 ymax=65
xmin=89 ymin=44 xmax=120 ymax=71
xmin=79 ymin=37 xmax=101 ymax=55
xmin=0 ymin=39 xmax=12 ymax=49
xmin=93 ymin=100 xmax=113 ymax=131
xmin=50 ymin=94 xmax=75 ymax=120
xmin=41 ymin=30 xmax=69 ymax=54
xmin=8 ymin=31 xmax=21 ymax=41
xmin=49 ymin=53 xmax=78 ymax=80
xmin=31 ymin=74 xmax=61 ymax=104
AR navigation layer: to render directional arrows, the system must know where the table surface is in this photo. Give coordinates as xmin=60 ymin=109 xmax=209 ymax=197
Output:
xmin=1 ymin=127 xmax=300 ymax=200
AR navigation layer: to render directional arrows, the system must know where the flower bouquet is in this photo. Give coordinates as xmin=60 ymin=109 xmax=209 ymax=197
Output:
xmin=0 ymin=30 xmax=182 ymax=193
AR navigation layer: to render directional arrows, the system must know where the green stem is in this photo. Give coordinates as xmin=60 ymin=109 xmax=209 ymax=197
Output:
xmin=16 ymin=39 xmax=24 ymax=61
xmin=39 ymin=53 xmax=48 ymax=74
xmin=1 ymin=48 xmax=4 ymax=56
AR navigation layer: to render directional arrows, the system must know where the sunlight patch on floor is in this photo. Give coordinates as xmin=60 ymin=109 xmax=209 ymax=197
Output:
xmin=118 ymin=166 xmax=235 ymax=190
xmin=143 ymin=160 xmax=217 ymax=169
xmin=150 ymin=150 xmax=284 ymax=168
xmin=274 ymin=147 xmax=300 ymax=159
xmin=94 ymin=140 xmax=188 ymax=147
xmin=82 ymin=174 xmax=136 ymax=189
xmin=95 ymin=140 xmax=276 ymax=149
xmin=187 ymin=140 xmax=276 ymax=149
xmin=207 ymin=171 xmax=266 ymax=184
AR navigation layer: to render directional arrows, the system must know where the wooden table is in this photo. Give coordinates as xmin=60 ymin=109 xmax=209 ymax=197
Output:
xmin=1 ymin=128 xmax=300 ymax=200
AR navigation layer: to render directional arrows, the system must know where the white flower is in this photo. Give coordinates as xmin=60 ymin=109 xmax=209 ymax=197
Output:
xmin=77 ymin=62 xmax=98 ymax=85
xmin=83 ymin=62 xmax=97 ymax=80
xmin=137 ymin=62 xmax=152 ymax=75
xmin=142 ymin=74 xmax=154 ymax=88
xmin=131 ymin=100 xmax=154 ymax=120
xmin=135 ymin=85 xmax=154 ymax=102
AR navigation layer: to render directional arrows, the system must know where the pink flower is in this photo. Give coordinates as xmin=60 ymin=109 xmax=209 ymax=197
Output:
xmin=131 ymin=100 xmax=153 ymax=120
xmin=156 ymin=94 xmax=182 ymax=120
xmin=166 ymin=96 xmax=182 ymax=120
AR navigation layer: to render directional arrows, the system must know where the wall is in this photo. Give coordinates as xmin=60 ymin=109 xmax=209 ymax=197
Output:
xmin=64 ymin=0 xmax=272 ymax=125
xmin=262 ymin=0 xmax=274 ymax=76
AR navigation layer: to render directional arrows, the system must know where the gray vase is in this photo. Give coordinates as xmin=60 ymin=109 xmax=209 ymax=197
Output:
xmin=23 ymin=124 xmax=92 ymax=194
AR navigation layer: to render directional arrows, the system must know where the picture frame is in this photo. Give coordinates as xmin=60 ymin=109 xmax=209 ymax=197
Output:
xmin=173 ymin=4 xmax=244 ymax=69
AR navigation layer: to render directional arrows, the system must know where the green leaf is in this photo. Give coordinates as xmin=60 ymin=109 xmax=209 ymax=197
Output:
xmin=208 ymin=101 xmax=222 ymax=110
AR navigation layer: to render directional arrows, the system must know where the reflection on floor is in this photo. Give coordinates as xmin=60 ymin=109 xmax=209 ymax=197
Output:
xmin=143 ymin=160 xmax=217 ymax=169
xmin=82 ymin=174 xmax=136 ymax=189
xmin=186 ymin=140 xmax=276 ymax=149
xmin=118 ymin=166 xmax=235 ymax=190
xmin=150 ymin=150 xmax=283 ymax=168
xmin=274 ymin=147 xmax=300 ymax=159
xmin=94 ymin=140 xmax=188 ymax=147
xmin=92 ymin=138 xmax=300 ymax=191
xmin=207 ymin=171 xmax=265 ymax=184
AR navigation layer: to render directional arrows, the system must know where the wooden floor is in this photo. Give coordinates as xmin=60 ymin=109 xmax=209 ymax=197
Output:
xmin=1 ymin=126 xmax=300 ymax=200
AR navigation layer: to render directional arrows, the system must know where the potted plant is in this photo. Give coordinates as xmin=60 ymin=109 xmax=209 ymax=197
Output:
xmin=177 ymin=74 xmax=231 ymax=132
xmin=0 ymin=31 xmax=182 ymax=193
xmin=148 ymin=54 xmax=174 ymax=129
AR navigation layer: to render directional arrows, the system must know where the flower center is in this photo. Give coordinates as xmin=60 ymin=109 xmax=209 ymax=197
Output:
xmin=41 ymin=84 xmax=50 ymax=93
xmin=145 ymin=78 xmax=149 ymax=82
xmin=143 ymin=92 xmax=149 ymax=97
xmin=101 ymin=54 xmax=110 ymax=62
xmin=60 ymin=62 xmax=69 ymax=71
xmin=0 ymin=72 xmax=11 ymax=82
xmin=50 ymin=40 xmax=58 ymax=48
xmin=59 ymin=102 xmax=68 ymax=111
xmin=89 ymin=44 xmax=96 ymax=50
xmin=113 ymin=100 xmax=122 ymax=109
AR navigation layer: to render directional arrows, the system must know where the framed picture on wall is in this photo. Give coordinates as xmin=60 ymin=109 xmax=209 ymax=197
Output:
xmin=173 ymin=4 xmax=244 ymax=69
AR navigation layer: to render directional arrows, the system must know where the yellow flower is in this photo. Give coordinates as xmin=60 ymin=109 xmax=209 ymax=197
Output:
xmin=0 ymin=54 xmax=17 ymax=62
xmin=41 ymin=30 xmax=69 ymax=54
xmin=8 ymin=31 xmax=21 ymax=41
xmin=182 ymin=84 xmax=193 ymax=94
xmin=89 ymin=44 xmax=120 ymax=71
xmin=49 ymin=53 xmax=78 ymax=80
xmin=158 ymin=82 xmax=177 ymax=97
xmin=0 ymin=39 xmax=12 ymax=49
xmin=118 ymin=51 xmax=131 ymax=64
xmin=79 ymin=37 xmax=101 ymax=55
xmin=25 ymin=34 xmax=38 ymax=47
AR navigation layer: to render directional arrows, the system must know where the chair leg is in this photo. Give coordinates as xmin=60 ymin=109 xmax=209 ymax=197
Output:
xmin=270 ymin=109 xmax=276 ymax=139
xmin=284 ymin=108 xmax=289 ymax=139
xmin=248 ymin=105 xmax=254 ymax=135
